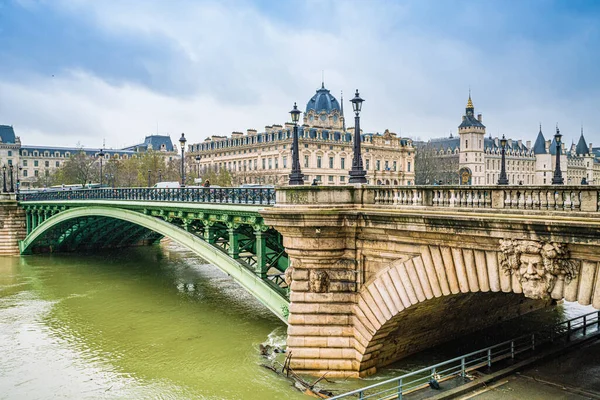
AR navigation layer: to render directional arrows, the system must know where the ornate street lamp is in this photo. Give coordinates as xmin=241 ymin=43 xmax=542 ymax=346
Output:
xmin=147 ymin=169 xmax=152 ymax=187
xmin=288 ymin=102 xmax=304 ymax=185
xmin=9 ymin=165 xmax=14 ymax=192
xmin=497 ymin=134 xmax=509 ymax=185
xmin=552 ymin=126 xmax=564 ymax=185
xmin=179 ymin=133 xmax=187 ymax=187
xmin=2 ymin=165 xmax=6 ymax=193
xmin=348 ymin=89 xmax=367 ymax=184
xmin=195 ymin=155 xmax=201 ymax=180
xmin=17 ymin=166 xmax=22 ymax=193
xmin=98 ymin=148 xmax=105 ymax=187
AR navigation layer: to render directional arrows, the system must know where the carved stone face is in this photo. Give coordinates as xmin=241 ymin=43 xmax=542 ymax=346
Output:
xmin=518 ymin=253 xmax=553 ymax=299
xmin=309 ymin=270 xmax=329 ymax=293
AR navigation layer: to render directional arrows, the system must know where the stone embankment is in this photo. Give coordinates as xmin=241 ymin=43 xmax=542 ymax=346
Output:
xmin=0 ymin=194 xmax=26 ymax=255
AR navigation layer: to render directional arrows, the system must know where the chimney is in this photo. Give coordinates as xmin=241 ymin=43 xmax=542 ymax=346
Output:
xmin=518 ymin=139 xmax=522 ymax=147
xmin=247 ymin=129 xmax=257 ymax=135
xmin=526 ymin=140 xmax=531 ymax=148
xmin=590 ymin=143 xmax=593 ymax=154
xmin=477 ymin=113 xmax=482 ymax=122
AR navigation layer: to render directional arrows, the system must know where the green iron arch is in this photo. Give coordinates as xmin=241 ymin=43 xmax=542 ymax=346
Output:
xmin=19 ymin=206 xmax=289 ymax=322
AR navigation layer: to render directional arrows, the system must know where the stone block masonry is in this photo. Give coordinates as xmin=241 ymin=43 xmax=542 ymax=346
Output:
xmin=0 ymin=194 xmax=26 ymax=255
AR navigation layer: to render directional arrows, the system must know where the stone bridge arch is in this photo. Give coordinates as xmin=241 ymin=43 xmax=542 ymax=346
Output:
xmin=19 ymin=206 xmax=289 ymax=321
xmin=353 ymin=244 xmax=600 ymax=375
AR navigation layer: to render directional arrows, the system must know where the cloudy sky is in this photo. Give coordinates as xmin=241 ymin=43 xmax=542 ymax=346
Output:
xmin=1 ymin=0 xmax=599 ymax=150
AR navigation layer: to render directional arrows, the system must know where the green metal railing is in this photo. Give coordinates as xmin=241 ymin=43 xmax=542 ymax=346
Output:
xmin=329 ymin=311 xmax=600 ymax=400
xmin=17 ymin=187 xmax=276 ymax=205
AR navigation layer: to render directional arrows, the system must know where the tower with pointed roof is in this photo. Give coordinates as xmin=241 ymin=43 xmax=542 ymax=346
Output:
xmin=458 ymin=93 xmax=486 ymax=185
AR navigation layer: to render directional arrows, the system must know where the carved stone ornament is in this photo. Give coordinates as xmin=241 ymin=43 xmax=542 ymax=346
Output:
xmin=309 ymin=270 xmax=330 ymax=293
xmin=499 ymin=239 xmax=579 ymax=300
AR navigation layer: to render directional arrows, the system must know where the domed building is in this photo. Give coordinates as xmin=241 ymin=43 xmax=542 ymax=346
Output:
xmin=303 ymin=83 xmax=345 ymax=130
xmin=190 ymin=83 xmax=415 ymax=187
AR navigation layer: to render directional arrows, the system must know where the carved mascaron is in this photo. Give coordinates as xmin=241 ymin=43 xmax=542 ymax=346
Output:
xmin=499 ymin=239 xmax=579 ymax=300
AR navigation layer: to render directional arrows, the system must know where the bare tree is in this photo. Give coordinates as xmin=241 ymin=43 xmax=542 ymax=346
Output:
xmin=414 ymin=142 xmax=459 ymax=185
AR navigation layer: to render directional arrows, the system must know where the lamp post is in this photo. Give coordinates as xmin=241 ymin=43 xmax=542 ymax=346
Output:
xmin=195 ymin=155 xmax=201 ymax=180
xmin=2 ymin=165 xmax=6 ymax=192
xmin=348 ymin=89 xmax=367 ymax=184
xmin=288 ymin=102 xmax=304 ymax=185
xmin=179 ymin=133 xmax=187 ymax=187
xmin=497 ymin=134 xmax=509 ymax=185
xmin=552 ymin=126 xmax=564 ymax=185
xmin=9 ymin=165 xmax=14 ymax=192
xmin=17 ymin=166 xmax=22 ymax=192
xmin=147 ymin=169 xmax=152 ymax=187
xmin=98 ymin=148 xmax=105 ymax=187
xmin=158 ymin=169 xmax=162 ymax=182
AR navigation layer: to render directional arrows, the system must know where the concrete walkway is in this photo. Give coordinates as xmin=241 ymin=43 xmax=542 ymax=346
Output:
xmin=457 ymin=338 xmax=600 ymax=399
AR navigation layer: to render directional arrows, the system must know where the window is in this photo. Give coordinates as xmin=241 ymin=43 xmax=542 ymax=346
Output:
xmin=341 ymin=157 xmax=345 ymax=169
xmin=262 ymin=159 xmax=266 ymax=169
xmin=408 ymin=162 xmax=411 ymax=172
xmin=268 ymin=158 xmax=272 ymax=169
xmin=376 ymin=160 xmax=381 ymax=171
xmin=317 ymin=156 xmax=322 ymax=168
xmin=23 ymin=160 xmax=28 ymax=167
xmin=365 ymin=159 xmax=369 ymax=170
xmin=34 ymin=160 xmax=39 ymax=167
xmin=304 ymin=144 xmax=309 ymax=148
xmin=34 ymin=170 xmax=39 ymax=177
xmin=275 ymin=158 xmax=279 ymax=169
xmin=329 ymin=157 xmax=334 ymax=168
xmin=465 ymin=140 xmax=468 ymax=149
xmin=340 ymin=176 xmax=345 ymax=182
xmin=7 ymin=151 xmax=11 ymax=156
xmin=283 ymin=156 xmax=287 ymax=168
xmin=8 ymin=159 xmax=12 ymax=165
xmin=316 ymin=175 xmax=322 ymax=182
xmin=23 ymin=170 xmax=28 ymax=177
xmin=328 ymin=176 xmax=334 ymax=183
xmin=254 ymin=159 xmax=257 ymax=169
xmin=393 ymin=161 xmax=397 ymax=171
xmin=304 ymin=155 xmax=309 ymax=168
xmin=45 ymin=161 xmax=49 ymax=167
xmin=385 ymin=161 xmax=389 ymax=170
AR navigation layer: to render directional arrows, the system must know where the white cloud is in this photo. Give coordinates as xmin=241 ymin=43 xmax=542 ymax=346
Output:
xmin=2 ymin=0 xmax=599 ymax=148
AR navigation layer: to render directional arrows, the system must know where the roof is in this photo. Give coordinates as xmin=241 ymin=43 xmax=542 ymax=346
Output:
xmin=144 ymin=135 xmax=174 ymax=151
xmin=0 ymin=125 xmax=16 ymax=144
xmin=576 ymin=131 xmax=589 ymax=155
xmin=123 ymin=135 xmax=174 ymax=152
xmin=21 ymin=145 xmax=135 ymax=157
xmin=532 ymin=128 xmax=546 ymax=154
xmin=458 ymin=96 xmax=485 ymax=129
xmin=305 ymin=83 xmax=341 ymax=114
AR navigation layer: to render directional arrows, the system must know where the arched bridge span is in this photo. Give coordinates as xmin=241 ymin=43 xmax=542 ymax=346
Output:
xmin=18 ymin=195 xmax=289 ymax=322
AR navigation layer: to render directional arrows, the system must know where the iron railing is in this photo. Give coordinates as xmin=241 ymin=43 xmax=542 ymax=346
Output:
xmin=17 ymin=187 xmax=276 ymax=205
xmin=329 ymin=311 xmax=600 ymax=400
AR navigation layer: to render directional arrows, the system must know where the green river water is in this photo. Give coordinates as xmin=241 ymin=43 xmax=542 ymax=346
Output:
xmin=0 ymin=242 xmax=593 ymax=399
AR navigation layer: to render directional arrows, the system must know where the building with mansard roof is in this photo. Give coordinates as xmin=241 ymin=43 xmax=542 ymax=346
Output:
xmin=189 ymin=83 xmax=415 ymax=186
xmin=415 ymin=95 xmax=600 ymax=185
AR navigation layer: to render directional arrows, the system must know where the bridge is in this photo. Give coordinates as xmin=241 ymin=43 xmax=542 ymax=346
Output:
xmin=3 ymin=185 xmax=600 ymax=378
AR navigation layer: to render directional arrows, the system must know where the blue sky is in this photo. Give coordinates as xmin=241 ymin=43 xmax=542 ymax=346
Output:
xmin=1 ymin=0 xmax=599 ymax=149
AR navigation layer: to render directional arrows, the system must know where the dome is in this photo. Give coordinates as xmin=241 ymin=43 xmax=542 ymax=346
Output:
xmin=305 ymin=83 xmax=341 ymax=114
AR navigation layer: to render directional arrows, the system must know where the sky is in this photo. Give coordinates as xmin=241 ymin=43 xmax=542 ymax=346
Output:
xmin=1 ymin=0 xmax=599 ymax=150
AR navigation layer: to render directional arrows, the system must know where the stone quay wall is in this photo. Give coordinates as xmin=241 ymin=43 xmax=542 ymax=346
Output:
xmin=0 ymin=194 xmax=26 ymax=256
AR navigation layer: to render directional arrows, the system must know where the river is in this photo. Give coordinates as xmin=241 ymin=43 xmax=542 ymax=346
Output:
xmin=0 ymin=242 xmax=594 ymax=399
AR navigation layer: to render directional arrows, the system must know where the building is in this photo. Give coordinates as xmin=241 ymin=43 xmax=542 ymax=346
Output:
xmin=189 ymin=84 xmax=415 ymax=186
xmin=0 ymin=127 xmax=177 ymax=189
xmin=416 ymin=95 xmax=600 ymax=185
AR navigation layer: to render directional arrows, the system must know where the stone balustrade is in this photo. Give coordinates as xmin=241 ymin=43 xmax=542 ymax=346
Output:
xmin=277 ymin=185 xmax=599 ymax=212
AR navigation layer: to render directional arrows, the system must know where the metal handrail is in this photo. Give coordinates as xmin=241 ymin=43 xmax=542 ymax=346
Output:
xmin=329 ymin=310 xmax=600 ymax=400
xmin=16 ymin=187 xmax=276 ymax=205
